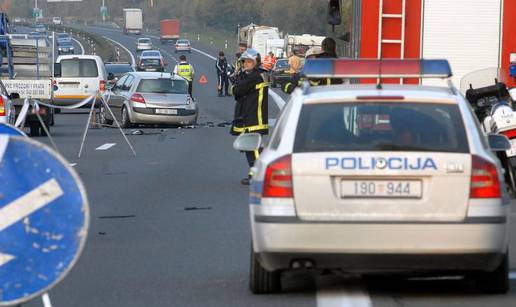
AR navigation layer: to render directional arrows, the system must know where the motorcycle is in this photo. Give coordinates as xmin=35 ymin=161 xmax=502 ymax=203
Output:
xmin=461 ymin=68 xmax=516 ymax=195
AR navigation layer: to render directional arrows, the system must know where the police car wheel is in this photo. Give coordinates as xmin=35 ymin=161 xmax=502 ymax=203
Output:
xmin=121 ymin=106 xmax=133 ymax=128
xmin=475 ymin=252 xmax=509 ymax=294
xmin=249 ymin=248 xmax=281 ymax=294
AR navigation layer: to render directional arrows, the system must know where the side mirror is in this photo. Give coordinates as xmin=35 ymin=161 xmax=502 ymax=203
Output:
xmin=327 ymin=0 xmax=342 ymax=30
xmin=9 ymin=93 xmax=20 ymax=100
xmin=108 ymin=72 xmax=115 ymax=81
xmin=233 ymin=133 xmax=262 ymax=152
xmin=488 ymin=134 xmax=511 ymax=152
xmin=54 ymin=63 xmax=61 ymax=77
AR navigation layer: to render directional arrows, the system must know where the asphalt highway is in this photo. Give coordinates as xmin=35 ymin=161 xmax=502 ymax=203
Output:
xmin=20 ymin=26 xmax=516 ymax=307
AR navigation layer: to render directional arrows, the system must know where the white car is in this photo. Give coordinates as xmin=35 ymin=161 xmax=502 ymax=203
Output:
xmin=52 ymin=17 xmax=62 ymax=25
xmin=174 ymin=39 xmax=191 ymax=53
xmin=235 ymin=59 xmax=512 ymax=294
xmin=136 ymin=38 xmax=153 ymax=52
xmin=0 ymin=79 xmax=18 ymax=125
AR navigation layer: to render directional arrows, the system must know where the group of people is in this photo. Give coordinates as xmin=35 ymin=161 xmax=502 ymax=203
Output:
xmin=172 ymin=37 xmax=339 ymax=185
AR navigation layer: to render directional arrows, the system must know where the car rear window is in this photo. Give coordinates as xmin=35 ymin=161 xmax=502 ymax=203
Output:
xmin=139 ymin=38 xmax=151 ymax=43
xmin=275 ymin=61 xmax=288 ymax=69
xmin=136 ymin=79 xmax=188 ymax=94
xmin=142 ymin=51 xmax=160 ymax=57
xmin=60 ymin=59 xmax=99 ymax=78
xmin=177 ymin=40 xmax=189 ymax=44
xmin=294 ymin=102 xmax=469 ymax=153
xmin=141 ymin=59 xmax=161 ymax=66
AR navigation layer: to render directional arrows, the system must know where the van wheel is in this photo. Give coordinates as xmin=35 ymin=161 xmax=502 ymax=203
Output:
xmin=475 ymin=252 xmax=509 ymax=294
xmin=121 ymin=106 xmax=132 ymax=128
xmin=249 ymin=248 xmax=281 ymax=294
xmin=29 ymin=123 xmax=40 ymax=137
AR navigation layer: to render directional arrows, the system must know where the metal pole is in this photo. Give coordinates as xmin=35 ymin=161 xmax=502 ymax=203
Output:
xmin=36 ymin=37 xmax=40 ymax=80
xmin=52 ymin=31 xmax=55 ymax=78
xmin=102 ymin=0 xmax=106 ymax=22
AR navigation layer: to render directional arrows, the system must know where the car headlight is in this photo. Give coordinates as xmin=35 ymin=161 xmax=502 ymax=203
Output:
xmin=58 ymin=47 xmax=62 ymax=51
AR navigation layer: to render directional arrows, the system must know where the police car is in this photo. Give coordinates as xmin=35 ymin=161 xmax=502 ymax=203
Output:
xmin=234 ymin=59 xmax=512 ymax=294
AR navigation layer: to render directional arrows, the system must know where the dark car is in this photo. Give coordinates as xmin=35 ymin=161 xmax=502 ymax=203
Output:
xmin=105 ymin=62 xmax=135 ymax=85
xmin=269 ymin=59 xmax=290 ymax=88
xmin=57 ymin=41 xmax=75 ymax=55
xmin=137 ymin=56 xmax=165 ymax=72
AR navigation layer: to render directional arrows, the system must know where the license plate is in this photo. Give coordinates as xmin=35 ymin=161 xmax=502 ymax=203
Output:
xmin=60 ymin=83 xmax=79 ymax=88
xmin=156 ymin=109 xmax=177 ymax=115
xmin=506 ymin=139 xmax=516 ymax=157
xmin=340 ymin=180 xmax=422 ymax=198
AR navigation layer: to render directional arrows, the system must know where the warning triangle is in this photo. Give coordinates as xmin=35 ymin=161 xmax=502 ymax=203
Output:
xmin=199 ymin=74 xmax=208 ymax=84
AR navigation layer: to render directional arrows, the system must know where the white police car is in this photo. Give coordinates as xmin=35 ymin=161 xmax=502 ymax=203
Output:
xmin=234 ymin=59 xmax=512 ymax=294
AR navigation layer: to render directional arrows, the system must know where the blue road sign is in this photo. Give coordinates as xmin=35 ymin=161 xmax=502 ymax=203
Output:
xmin=0 ymin=123 xmax=26 ymax=137
xmin=0 ymin=135 xmax=89 ymax=306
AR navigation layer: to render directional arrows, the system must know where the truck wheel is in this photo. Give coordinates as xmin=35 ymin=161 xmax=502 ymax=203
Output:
xmin=475 ymin=252 xmax=509 ymax=294
xmin=29 ymin=123 xmax=40 ymax=137
xmin=249 ymin=248 xmax=281 ymax=294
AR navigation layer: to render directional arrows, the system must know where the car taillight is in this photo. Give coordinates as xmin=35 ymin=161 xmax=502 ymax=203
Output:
xmin=263 ymin=155 xmax=293 ymax=198
xmin=470 ymin=155 xmax=501 ymax=198
xmin=99 ymin=80 xmax=106 ymax=92
xmin=501 ymin=129 xmax=516 ymax=139
xmin=0 ymin=96 xmax=5 ymax=117
xmin=130 ymin=93 xmax=145 ymax=104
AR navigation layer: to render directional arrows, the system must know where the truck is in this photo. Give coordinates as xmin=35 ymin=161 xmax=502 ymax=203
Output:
xmin=160 ymin=19 xmax=180 ymax=44
xmin=284 ymin=34 xmax=325 ymax=57
xmin=123 ymin=8 xmax=143 ymax=35
xmin=237 ymin=24 xmax=281 ymax=56
xmin=325 ymin=0 xmax=516 ymax=87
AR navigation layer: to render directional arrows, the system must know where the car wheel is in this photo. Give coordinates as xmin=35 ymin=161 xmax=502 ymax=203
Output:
xmin=249 ymin=247 xmax=281 ymax=294
xmin=475 ymin=252 xmax=509 ymax=294
xmin=100 ymin=105 xmax=113 ymax=126
xmin=121 ymin=106 xmax=132 ymax=128
xmin=29 ymin=123 xmax=40 ymax=137
xmin=271 ymin=78 xmax=276 ymax=88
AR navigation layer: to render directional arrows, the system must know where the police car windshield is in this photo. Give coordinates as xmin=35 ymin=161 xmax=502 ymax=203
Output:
xmin=294 ymin=102 xmax=469 ymax=153
xmin=137 ymin=78 xmax=188 ymax=94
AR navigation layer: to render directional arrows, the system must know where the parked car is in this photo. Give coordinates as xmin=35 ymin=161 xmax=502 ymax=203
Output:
xmin=0 ymin=79 xmax=19 ymax=126
xmin=34 ymin=24 xmax=46 ymax=34
xmin=57 ymin=41 xmax=75 ymax=55
xmin=136 ymin=38 xmax=153 ymax=52
xmin=175 ymin=39 xmax=191 ymax=53
xmin=52 ymin=17 xmax=62 ymax=25
xmin=140 ymin=50 xmax=162 ymax=59
xmin=53 ymin=55 xmax=108 ymax=107
xmin=269 ymin=59 xmax=290 ymax=88
xmin=101 ymin=72 xmax=197 ymax=127
xmin=105 ymin=62 xmax=135 ymax=86
xmin=137 ymin=55 xmax=165 ymax=72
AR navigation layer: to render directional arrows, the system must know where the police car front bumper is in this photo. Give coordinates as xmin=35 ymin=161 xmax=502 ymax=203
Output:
xmin=252 ymin=218 xmax=508 ymax=272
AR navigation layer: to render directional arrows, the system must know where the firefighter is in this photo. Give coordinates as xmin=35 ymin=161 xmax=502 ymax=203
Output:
xmin=262 ymin=51 xmax=276 ymax=71
xmin=216 ymin=51 xmax=230 ymax=96
xmin=173 ymin=55 xmax=195 ymax=97
xmin=283 ymin=47 xmax=322 ymax=94
xmin=231 ymin=48 xmax=269 ymax=185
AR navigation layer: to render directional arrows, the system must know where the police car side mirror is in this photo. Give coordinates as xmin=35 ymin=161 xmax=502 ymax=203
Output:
xmin=233 ymin=133 xmax=262 ymax=152
xmin=488 ymin=134 xmax=511 ymax=152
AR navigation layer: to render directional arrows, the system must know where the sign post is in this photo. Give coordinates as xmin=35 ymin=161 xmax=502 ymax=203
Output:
xmin=0 ymin=135 xmax=89 ymax=306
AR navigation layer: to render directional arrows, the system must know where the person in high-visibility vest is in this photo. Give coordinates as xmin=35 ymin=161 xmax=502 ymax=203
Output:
xmin=173 ymin=55 xmax=195 ymax=97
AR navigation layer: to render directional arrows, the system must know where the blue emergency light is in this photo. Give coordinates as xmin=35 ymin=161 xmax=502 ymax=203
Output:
xmin=510 ymin=63 xmax=516 ymax=78
xmin=301 ymin=59 xmax=453 ymax=79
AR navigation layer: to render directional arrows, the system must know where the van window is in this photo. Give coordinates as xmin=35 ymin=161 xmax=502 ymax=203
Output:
xmin=61 ymin=59 xmax=99 ymax=78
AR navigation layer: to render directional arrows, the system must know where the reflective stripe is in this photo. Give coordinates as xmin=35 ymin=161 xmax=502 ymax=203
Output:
xmin=232 ymin=124 xmax=269 ymax=133
xmin=255 ymin=82 xmax=267 ymax=127
xmin=254 ymin=150 xmax=260 ymax=160
xmin=309 ymin=80 xmax=320 ymax=86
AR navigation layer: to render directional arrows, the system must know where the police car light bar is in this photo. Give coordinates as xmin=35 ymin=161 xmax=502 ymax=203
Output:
xmin=301 ymin=59 xmax=453 ymax=79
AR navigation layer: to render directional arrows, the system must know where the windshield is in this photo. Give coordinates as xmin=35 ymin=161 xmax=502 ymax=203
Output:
xmin=136 ymin=79 xmax=188 ymax=94
xmin=295 ymin=102 xmax=469 ymax=153
xmin=275 ymin=60 xmax=288 ymax=69
xmin=60 ymin=59 xmax=98 ymax=77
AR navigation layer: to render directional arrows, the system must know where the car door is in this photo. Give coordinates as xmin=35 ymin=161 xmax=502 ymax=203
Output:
xmin=106 ymin=74 xmax=128 ymax=122
xmin=117 ymin=75 xmax=136 ymax=120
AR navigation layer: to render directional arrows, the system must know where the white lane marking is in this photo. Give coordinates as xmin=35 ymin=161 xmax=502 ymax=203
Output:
xmin=0 ymin=252 xmax=15 ymax=266
xmin=72 ymin=37 xmax=85 ymax=55
xmin=317 ymin=279 xmax=372 ymax=307
xmin=104 ymin=36 xmax=136 ymax=67
xmin=148 ymin=34 xmax=160 ymax=40
xmin=0 ymin=178 xmax=64 ymax=235
xmin=0 ymin=135 xmax=9 ymax=162
xmin=159 ymin=48 xmax=178 ymax=64
xmin=42 ymin=293 xmax=53 ymax=307
xmin=96 ymin=143 xmax=116 ymax=151
xmin=192 ymin=47 xmax=217 ymax=60
xmin=70 ymin=163 xmax=77 ymax=167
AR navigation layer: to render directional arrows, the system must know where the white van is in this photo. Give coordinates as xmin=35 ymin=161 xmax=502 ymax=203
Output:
xmin=53 ymin=55 xmax=108 ymax=106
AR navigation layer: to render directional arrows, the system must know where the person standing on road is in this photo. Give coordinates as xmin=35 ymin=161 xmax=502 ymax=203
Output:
xmin=287 ymin=51 xmax=302 ymax=75
xmin=173 ymin=55 xmax=195 ymax=97
xmin=216 ymin=51 xmax=229 ymax=97
xmin=231 ymin=48 xmax=269 ymax=185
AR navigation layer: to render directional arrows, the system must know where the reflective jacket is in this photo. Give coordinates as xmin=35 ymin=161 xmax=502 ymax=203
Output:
xmin=231 ymin=69 xmax=269 ymax=135
xmin=175 ymin=62 xmax=194 ymax=81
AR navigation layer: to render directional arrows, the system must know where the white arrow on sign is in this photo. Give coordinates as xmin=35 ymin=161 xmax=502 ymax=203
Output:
xmin=0 ymin=178 xmax=64 ymax=267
